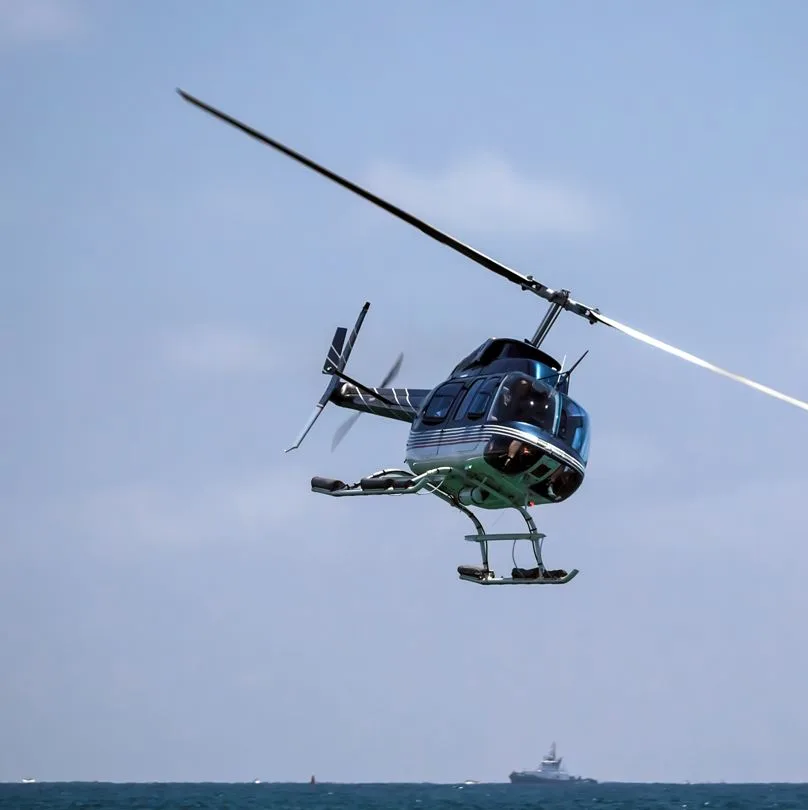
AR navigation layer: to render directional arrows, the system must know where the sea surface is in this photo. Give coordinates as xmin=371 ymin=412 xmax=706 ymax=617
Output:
xmin=2 ymin=782 xmax=808 ymax=810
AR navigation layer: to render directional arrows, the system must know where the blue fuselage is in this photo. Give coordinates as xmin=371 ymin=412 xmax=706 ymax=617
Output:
xmin=404 ymin=338 xmax=591 ymax=508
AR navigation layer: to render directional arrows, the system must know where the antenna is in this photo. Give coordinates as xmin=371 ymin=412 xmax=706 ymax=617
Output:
xmin=546 ymin=350 xmax=589 ymax=389
xmin=565 ymin=350 xmax=589 ymax=377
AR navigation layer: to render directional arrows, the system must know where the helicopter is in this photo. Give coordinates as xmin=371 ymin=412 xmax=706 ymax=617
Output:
xmin=177 ymin=88 xmax=808 ymax=587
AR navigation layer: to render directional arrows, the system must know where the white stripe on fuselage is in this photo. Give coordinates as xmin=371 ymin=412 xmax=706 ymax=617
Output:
xmin=406 ymin=424 xmax=586 ymax=475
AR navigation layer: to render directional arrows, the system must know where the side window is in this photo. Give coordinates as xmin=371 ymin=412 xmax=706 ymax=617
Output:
xmin=452 ymin=379 xmax=485 ymax=422
xmin=466 ymin=377 xmax=501 ymax=420
xmin=420 ymin=382 xmax=464 ymax=425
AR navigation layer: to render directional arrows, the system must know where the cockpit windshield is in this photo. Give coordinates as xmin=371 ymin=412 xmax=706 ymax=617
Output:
xmin=490 ymin=373 xmax=590 ymax=462
xmin=490 ymin=375 xmax=559 ymax=434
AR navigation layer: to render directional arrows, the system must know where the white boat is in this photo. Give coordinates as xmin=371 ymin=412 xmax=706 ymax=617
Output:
xmin=509 ymin=741 xmax=596 ymax=784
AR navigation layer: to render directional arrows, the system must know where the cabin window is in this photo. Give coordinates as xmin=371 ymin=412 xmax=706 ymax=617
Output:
xmin=452 ymin=379 xmax=484 ymax=421
xmin=419 ymin=382 xmax=464 ymax=425
xmin=453 ymin=376 xmax=501 ymax=422
xmin=464 ymin=377 xmax=501 ymax=420
xmin=490 ymin=374 xmax=559 ymax=434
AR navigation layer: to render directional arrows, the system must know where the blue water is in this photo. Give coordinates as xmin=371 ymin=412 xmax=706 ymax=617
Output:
xmin=2 ymin=782 xmax=808 ymax=810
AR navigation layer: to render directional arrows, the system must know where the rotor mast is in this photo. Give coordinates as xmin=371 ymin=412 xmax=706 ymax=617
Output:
xmin=530 ymin=290 xmax=570 ymax=348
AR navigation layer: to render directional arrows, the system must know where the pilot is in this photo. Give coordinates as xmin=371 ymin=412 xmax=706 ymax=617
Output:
xmin=506 ymin=378 xmax=532 ymax=417
xmin=492 ymin=378 xmax=533 ymax=423
xmin=491 ymin=385 xmax=512 ymax=421
xmin=508 ymin=381 xmax=536 ymax=418
xmin=533 ymin=393 xmax=554 ymax=423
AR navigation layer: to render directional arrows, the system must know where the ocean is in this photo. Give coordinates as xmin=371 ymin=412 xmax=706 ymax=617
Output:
xmin=2 ymin=782 xmax=807 ymax=810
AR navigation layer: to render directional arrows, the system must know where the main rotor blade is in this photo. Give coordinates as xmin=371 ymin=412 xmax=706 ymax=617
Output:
xmin=176 ymin=89 xmax=584 ymax=312
xmin=593 ymin=312 xmax=808 ymax=413
xmin=177 ymin=89 xmax=808 ymax=418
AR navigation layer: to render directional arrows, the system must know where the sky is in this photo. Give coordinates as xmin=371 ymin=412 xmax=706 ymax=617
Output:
xmin=2 ymin=0 xmax=808 ymax=786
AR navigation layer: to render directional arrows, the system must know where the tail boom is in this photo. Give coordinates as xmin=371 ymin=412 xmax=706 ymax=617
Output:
xmin=331 ymin=384 xmax=427 ymax=423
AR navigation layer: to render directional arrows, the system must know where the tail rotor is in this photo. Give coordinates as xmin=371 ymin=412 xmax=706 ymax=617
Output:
xmin=285 ymin=302 xmax=369 ymax=452
xmin=285 ymin=302 xmax=404 ymax=453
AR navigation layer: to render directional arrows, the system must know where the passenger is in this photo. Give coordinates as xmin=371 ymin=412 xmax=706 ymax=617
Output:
xmin=500 ymin=439 xmax=522 ymax=469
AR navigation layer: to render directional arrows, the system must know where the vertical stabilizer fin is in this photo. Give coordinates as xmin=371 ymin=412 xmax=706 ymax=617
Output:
xmin=285 ymin=302 xmax=371 ymax=452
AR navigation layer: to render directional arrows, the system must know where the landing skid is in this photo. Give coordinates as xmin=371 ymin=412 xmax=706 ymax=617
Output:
xmin=310 ymin=468 xmax=578 ymax=586
xmin=459 ymin=534 xmax=579 ymax=585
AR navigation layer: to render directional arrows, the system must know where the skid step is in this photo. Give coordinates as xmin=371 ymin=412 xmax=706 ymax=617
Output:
xmin=458 ymin=566 xmax=579 ymax=585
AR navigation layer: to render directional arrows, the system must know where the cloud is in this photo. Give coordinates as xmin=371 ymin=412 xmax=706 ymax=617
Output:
xmin=363 ymin=153 xmax=612 ymax=237
xmin=0 ymin=0 xmax=85 ymax=44
xmin=159 ymin=326 xmax=279 ymax=376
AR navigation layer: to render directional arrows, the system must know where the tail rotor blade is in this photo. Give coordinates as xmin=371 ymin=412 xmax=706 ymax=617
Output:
xmin=330 ymin=353 xmax=405 ymax=451
xmin=332 ymin=412 xmax=361 ymax=451
xmin=380 ymin=352 xmax=403 ymax=387
xmin=593 ymin=312 xmax=808 ymax=413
